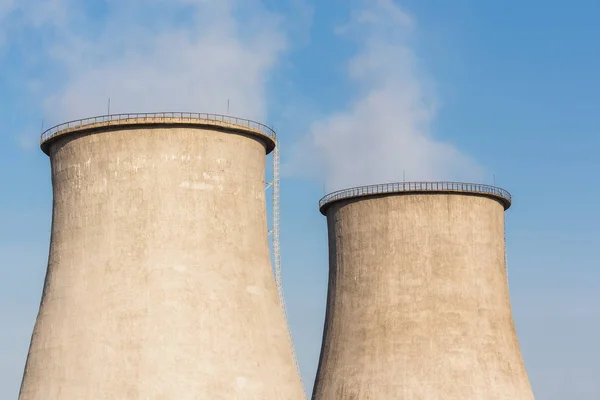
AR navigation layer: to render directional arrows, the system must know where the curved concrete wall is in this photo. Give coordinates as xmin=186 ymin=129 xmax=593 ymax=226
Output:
xmin=313 ymin=192 xmax=534 ymax=399
xmin=20 ymin=124 xmax=305 ymax=399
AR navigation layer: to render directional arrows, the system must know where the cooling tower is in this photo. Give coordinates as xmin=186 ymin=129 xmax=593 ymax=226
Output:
xmin=20 ymin=113 xmax=305 ymax=400
xmin=312 ymin=182 xmax=534 ymax=400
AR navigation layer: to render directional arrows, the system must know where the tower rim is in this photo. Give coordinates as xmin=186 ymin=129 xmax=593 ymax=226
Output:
xmin=319 ymin=181 xmax=512 ymax=215
xmin=39 ymin=112 xmax=276 ymax=155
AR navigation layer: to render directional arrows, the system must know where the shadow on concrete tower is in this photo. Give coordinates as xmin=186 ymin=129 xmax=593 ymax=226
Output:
xmin=19 ymin=113 xmax=305 ymax=400
xmin=312 ymin=182 xmax=535 ymax=399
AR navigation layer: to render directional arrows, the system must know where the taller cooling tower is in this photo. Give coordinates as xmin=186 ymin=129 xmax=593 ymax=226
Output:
xmin=313 ymin=182 xmax=534 ymax=400
xmin=20 ymin=113 xmax=305 ymax=400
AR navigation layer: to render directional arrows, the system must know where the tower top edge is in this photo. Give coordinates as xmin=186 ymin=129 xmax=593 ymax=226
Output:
xmin=318 ymin=181 xmax=512 ymax=214
xmin=40 ymin=112 xmax=276 ymax=155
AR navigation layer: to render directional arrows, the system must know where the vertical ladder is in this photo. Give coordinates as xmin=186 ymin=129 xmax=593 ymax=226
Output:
xmin=504 ymin=223 xmax=509 ymax=290
xmin=271 ymin=141 xmax=305 ymax=397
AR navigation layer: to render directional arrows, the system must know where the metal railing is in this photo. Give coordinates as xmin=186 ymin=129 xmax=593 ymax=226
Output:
xmin=40 ymin=112 xmax=276 ymax=145
xmin=319 ymin=181 xmax=512 ymax=212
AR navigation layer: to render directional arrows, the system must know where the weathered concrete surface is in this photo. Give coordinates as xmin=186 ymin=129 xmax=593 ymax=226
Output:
xmin=20 ymin=123 xmax=305 ymax=399
xmin=313 ymin=193 xmax=534 ymax=400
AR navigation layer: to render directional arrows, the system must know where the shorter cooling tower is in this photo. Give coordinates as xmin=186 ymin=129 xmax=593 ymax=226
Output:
xmin=20 ymin=113 xmax=305 ymax=400
xmin=312 ymin=182 xmax=534 ymax=400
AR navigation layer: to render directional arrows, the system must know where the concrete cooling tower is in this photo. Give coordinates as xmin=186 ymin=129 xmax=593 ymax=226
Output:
xmin=312 ymin=182 xmax=534 ymax=400
xmin=20 ymin=113 xmax=305 ymax=400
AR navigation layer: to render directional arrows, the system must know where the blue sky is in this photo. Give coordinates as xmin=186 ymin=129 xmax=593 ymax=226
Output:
xmin=1 ymin=0 xmax=599 ymax=398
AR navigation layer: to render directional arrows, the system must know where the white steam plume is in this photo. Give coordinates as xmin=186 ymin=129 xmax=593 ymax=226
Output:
xmin=286 ymin=0 xmax=483 ymax=193
xmin=38 ymin=0 xmax=286 ymax=123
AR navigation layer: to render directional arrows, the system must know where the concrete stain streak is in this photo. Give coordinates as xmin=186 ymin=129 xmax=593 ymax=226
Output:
xmin=179 ymin=181 xmax=214 ymax=191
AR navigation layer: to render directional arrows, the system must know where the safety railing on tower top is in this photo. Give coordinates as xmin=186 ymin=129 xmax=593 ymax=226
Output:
xmin=319 ymin=181 xmax=512 ymax=212
xmin=40 ymin=112 xmax=277 ymax=145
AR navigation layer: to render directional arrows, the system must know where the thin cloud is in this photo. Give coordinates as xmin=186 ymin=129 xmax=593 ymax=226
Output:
xmin=15 ymin=130 xmax=39 ymax=151
xmin=0 ymin=0 xmax=15 ymax=46
xmin=286 ymin=0 xmax=483 ymax=193
xmin=0 ymin=0 xmax=71 ymax=37
xmin=0 ymin=0 xmax=14 ymax=18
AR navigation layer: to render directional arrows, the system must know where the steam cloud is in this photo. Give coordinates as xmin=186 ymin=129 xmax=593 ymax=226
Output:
xmin=33 ymin=0 xmax=287 ymax=123
xmin=286 ymin=0 xmax=483 ymax=193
